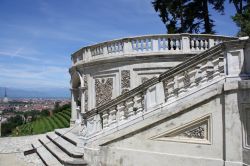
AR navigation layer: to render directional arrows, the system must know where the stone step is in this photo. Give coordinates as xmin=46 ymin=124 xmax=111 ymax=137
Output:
xmin=46 ymin=132 xmax=84 ymax=158
xmin=39 ymin=136 xmax=87 ymax=166
xmin=32 ymin=140 xmax=62 ymax=166
xmin=55 ymin=128 xmax=80 ymax=146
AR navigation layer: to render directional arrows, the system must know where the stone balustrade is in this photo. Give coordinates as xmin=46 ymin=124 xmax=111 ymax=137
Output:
xmin=71 ymin=34 xmax=236 ymax=65
xmin=83 ymin=77 xmax=157 ymax=136
xmin=81 ymin=37 xmax=249 ymax=140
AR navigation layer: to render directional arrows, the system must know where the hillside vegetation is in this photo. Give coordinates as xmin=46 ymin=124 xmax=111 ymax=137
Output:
xmin=12 ymin=105 xmax=71 ymax=136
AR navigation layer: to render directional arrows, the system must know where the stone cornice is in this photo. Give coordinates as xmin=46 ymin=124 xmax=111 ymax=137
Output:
xmin=70 ymin=53 xmax=193 ymax=71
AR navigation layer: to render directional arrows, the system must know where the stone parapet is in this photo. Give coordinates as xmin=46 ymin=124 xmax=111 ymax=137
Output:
xmin=71 ymin=34 xmax=237 ymax=66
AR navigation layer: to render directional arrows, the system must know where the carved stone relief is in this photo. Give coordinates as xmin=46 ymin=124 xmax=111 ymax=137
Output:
xmin=183 ymin=71 xmax=191 ymax=88
xmin=151 ymin=115 xmax=210 ymax=144
xmin=178 ymin=124 xmax=206 ymax=139
xmin=121 ymin=70 xmax=130 ymax=94
xmin=95 ymin=78 xmax=113 ymax=106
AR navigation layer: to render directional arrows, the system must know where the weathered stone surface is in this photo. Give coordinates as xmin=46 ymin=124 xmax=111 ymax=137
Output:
xmin=0 ymin=135 xmax=45 ymax=166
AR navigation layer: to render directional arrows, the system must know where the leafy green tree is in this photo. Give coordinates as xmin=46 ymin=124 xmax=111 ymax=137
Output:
xmin=230 ymin=0 xmax=250 ymax=36
xmin=152 ymin=0 xmax=225 ymax=33
xmin=152 ymin=0 xmax=194 ymax=33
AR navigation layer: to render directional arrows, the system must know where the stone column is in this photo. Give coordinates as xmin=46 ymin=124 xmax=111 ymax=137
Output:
xmin=70 ymin=88 xmax=78 ymax=126
xmin=80 ymin=87 xmax=86 ymax=114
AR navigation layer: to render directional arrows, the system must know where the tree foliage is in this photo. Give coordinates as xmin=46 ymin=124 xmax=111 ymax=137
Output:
xmin=152 ymin=0 xmax=225 ymax=34
xmin=230 ymin=0 xmax=250 ymax=36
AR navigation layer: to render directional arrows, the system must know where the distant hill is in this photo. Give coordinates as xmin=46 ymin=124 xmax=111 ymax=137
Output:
xmin=12 ymin=108 xmax=71 ymax=136
xmin=0 ymin=87 xmax=70 ymax=98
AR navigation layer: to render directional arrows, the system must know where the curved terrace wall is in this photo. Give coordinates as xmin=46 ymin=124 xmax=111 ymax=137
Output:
xmin=69 ymin=34 xmax=237 ymax=125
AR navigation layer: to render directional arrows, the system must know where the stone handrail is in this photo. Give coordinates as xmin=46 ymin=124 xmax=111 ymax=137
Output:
xmin=71 ymin=34 xmax=237 ymax=65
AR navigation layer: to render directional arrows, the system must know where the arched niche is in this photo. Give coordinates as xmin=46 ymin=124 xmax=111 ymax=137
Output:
xmin=71 ymin=71 xmax=82 ymax=107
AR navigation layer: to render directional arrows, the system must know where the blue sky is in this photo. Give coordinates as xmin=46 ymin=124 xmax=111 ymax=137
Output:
xmin=0 ymin=0 xmax=238 ymax=96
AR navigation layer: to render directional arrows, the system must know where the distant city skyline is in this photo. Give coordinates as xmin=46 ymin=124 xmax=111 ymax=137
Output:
xmin=0 ymin=0 xmax=238 ymax=94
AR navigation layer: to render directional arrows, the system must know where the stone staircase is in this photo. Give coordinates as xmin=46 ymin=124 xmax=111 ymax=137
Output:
xmin=32 ymin=128 xmax=87 ymax=166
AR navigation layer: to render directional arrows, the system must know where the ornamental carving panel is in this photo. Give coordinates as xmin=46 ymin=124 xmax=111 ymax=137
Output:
xmin=95 ymin=78 xmax=113 ymax=106
xmin=121 ymin=70 xmax=130 ymax=94
xmin=179 ymin=125 xmax=206 ymax=139
xmin=183 ymin=71 xmax=191 ymax=88
xmin=151 ymin=116 xmax=210 ymax=144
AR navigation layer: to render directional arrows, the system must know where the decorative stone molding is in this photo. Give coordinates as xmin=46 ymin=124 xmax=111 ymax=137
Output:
xmin=95 ymin=78 xmax=113 ymax=107
xmin=121 ymin=70 xmax=130 ymax=94
xmin=150 ymin=115 xmax=211 ymax=144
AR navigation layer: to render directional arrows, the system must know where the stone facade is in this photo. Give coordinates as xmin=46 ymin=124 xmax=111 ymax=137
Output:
xmin=57 ymin=34 xmax=250 ymax=166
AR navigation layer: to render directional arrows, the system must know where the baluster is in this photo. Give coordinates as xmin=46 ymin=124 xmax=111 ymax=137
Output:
xmin=195 ymin=64 xmax=202 ymax=86
xmin=143 ymin=39 xmax=147 ymax=51
xmin=194 ymin=40 xmax=198 ymax=50
xmin=158 ymin=38 xmax=163 ymax=50
xmin=188 ymin=68 xmax=196 ymax=89
xmin=107 ymin=45 xmax=111 ymax=53
xmin=191 ymin=39 xmax=195 ymax=50
xmin=212 ymin=56 xmax=220 ymax=79
xmin=204 ymin=40 xmax=208 ymax=50
xmin=126 ymin=98 xmax=135 ymax=119
xmin=117 ymin=102 xmax=126 ymax=122
xmin=109 ymin=106 xmax=117 ymax=126
xmin=170 ymin=39 xmax=174 ymax=50
xmin=117 ymin=43 xmax=120 ymax=52
xmin=206 ymin=60 xmax=214 ymax=81
xmin=120 ymin=42 xmax=124 ymax=52
xmin=134 ymin=93 xmax=143 ymax=116
xmin=166 ymin=78 xmax=175 ymax=101
xmin=148 ymin=39 xmax=153 ymax=50
xmin=136 ymin=40 xmax=140 ymax=51
xmin=164 ymin=38 xmax=168 ymax=50
xmin=101 ymin=47 xmax=103 ymax=54
xmin=176 ymin=39 xmax=180 ymax=50
xmin=102 ymin=111 xmax=109 ymax=129
xmin=200 ymin=62 xmax=208 ymax=84
xmin=132 ymin=40 xmax=136 ymax=51
xmin=177 ymin=74 xmax=186 ymax=96
xmin=201 ymin=40 xmax=204 ymax=50
xmin=94 ymin=114 xmax=102 ymax=133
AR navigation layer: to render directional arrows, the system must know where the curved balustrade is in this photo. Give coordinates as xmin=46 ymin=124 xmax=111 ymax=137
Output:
xmin=71 ymin=34 xmax=237 ymax=65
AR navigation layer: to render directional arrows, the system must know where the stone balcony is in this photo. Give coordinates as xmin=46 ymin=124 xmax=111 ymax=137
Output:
xmin=71 ymin=34 xmax=237 ymax=65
